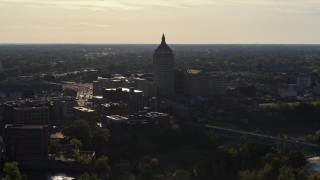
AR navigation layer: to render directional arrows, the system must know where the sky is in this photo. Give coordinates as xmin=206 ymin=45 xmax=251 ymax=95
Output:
xmin=0 ymin=0 xmax=320 ymax=44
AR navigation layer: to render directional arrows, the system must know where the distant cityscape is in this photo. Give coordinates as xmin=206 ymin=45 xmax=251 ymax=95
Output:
xmin=1 ymin=35 xmax=320 ymax=179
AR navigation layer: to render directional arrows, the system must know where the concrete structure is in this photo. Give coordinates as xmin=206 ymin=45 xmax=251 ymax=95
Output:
xmin=174 ymin=69 xmax=184 ymax=95
xmin=12 ymin=106 xmax=50 ymax=125
xmin=51 ymin=96 xmax=77 ymax=120
xmin=129 ymin=77 xmax=151 ymax=97
xmin=73 ymin=107 xmax=96 ymax=123
xmin=4 ymin=124 xmax=48 ymax=160
xmin=101 ymin=102 xmax=130 ymax=116
xmin=93 ymin=75 xmax=151 ymax=97
xmin=3 ymin=100 xmax=50 ymax=125
xmin=0 ymin=82 xmax=62 ymax=99
xmin=153 ymin=34 xmax=174 ymax=96
xmin=297 ymin=76 xmax=311 ymax=90
xmin=103 ymin=87 xmax=144 ymax=111
xmin=184 ymin=69 xmax=226 ymax=96
xmin=93 ymin=75 xmax=127 ymax=96
xmin=104 ymin=112 xmax=170 ymax=135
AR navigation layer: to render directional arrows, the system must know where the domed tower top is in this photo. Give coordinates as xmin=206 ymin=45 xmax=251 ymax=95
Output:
xmin=155 ymin=34 xmax=173 ymax=52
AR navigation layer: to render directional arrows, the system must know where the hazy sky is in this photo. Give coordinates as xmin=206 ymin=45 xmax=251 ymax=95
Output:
xmin=0 ymin=0 xmax=320 ymax=44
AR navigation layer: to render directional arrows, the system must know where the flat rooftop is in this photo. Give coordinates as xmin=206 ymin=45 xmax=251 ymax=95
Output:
xmin=73 ymin=107 xmax=95 ymax=112
xmin=106 ymin=115 xmax=128 ymax=121
xmin=105 ymin=87 xmax=143 ymax=93
xmin=5 ymin=124 xmax=47 ymax=129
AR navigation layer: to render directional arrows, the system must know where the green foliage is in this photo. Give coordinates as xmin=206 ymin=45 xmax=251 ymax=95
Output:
xmin=257 ymin=164 xmax=273 ymax=180
xmin=308 ymin=172 xmax=320 ymax=180
xmin=304 ymin=129 xmax=320 ymax=144
xmin=70 ymin=138 xmax=83 ymax=149
xmin=277 ymin=166 xmax=295 ymax=180
xmin=263 ymin=102 xmax=320 ymax=124
xmin=3 ymin=162 xmax=27 ymax=180
xmin=63 ymin=120 xmax=91 ymax=149
xmin=239 ymin=169 xmax=257 ymax=180
xmin=62 ymin=120 xmax=110 ymax=156
xmin=93 ymin=156 xmax=110 ymax=179
xmin=79 ymin=173 xmax=100 ymax=180
xmin=172 ymin=169 xmax=190 ymax=180
xmin=91 ymin=126 xmax=110 ymax=156
xmin=137 ymin=156 xmax=158 ymax=179
xmin=74 ymin=148 xmax=80 ymax=162
xmin=192 ymin=163 xmax=206 ymax=178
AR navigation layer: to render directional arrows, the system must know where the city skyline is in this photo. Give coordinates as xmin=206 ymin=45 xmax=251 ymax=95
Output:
xmin=1 ymin=0 xmax=320 ymax=44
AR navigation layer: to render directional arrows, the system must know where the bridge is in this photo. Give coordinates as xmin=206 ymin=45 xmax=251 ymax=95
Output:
xmin=182 ymin=121 xmax=320 ymax=154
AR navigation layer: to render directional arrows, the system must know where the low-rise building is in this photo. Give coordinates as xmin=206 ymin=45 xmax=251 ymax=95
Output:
xmin=104 ymin=112 xmax=170 ymax=136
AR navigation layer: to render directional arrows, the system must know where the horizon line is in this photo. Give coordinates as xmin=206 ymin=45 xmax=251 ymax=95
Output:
xmin=1 ymin=43 xmax=320 ymax=46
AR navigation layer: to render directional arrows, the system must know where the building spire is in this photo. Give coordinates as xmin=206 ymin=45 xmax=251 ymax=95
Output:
xmin=161 ymin=34 xmax=165 ymax=44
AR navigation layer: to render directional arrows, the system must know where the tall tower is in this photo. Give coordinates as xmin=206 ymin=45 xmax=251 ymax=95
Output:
xmin=153 ymin=34 xmax=174 ymax=96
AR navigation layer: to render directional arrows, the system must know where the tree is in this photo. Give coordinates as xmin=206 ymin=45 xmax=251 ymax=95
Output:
xmin=137 ymin=156 xmax=156 ymax=179
xmin=238 ymin=170 xmax=257 ymax=180
xmin=172 ymin=169 xmax=190 ymax=180
xmin=70 ymin=138 xmax=83 ymax=149
xmin=277 ymin=166 xmax=295 ymax=180
xmin=63 ymin=120 xmax=91 ymax=149
xmin=308 ymin=171 xmax=320 ymax=180
xmin=79 ymin=173 xmax=100 ymax=180
xmin=3 ymin=162 xmax=27 ymax=180
xmin=91 ymin=126 xmax=110 ymax=156
xmin=289 ymin=151 xmax=306 ymax=168
xmin=94 ymin=156 xmax=110 ymax=179
xmin=257 ymin=164 xmax=274 ymax=180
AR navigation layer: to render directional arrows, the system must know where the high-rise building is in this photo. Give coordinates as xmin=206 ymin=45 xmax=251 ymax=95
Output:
xmin=4 ymin=124 xmax=48 ymax=160
xmin=153 ymin=34 xmax=174 ymax=96
xmin=4 ymin=102 xmax=50 ymax=125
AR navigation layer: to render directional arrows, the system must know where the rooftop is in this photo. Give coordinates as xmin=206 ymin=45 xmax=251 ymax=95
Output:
xmin=5 ymin=124 xmax=47 ymax=129
xmin=146 ymin=112 xmax=169 ymax=118
xmin=73 ymin=107 xmax=95 ymax=112
xmin=14 ymin=106 xmax=49 ymax=110
xmin=105 ymin=87 xmax=143 ymax=93
xmin=185 ymin=69 xmax=202 ymax=75
xmin=106 ymin=115 xmax=128 ymax=121
xmin=155 ymin=34 xmax=173 ymax=53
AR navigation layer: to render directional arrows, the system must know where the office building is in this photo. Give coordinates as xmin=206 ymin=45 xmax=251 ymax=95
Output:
xmin=184 ymin=69 xmax=226 ymax=96
xmin=73 ymin=107 xmax=96 ymax=123
xmin=153 ymin=34 xmax=174 ymax=96
xmin=102 ymin=87 xmax=144 ymax=111
xmin=4 ymin=124 xmax=48 ymax=160
xmin=297 ymin=76 xmax=311 ymax=90
xmin=12 ymin=106 xmax=50 ymax=125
